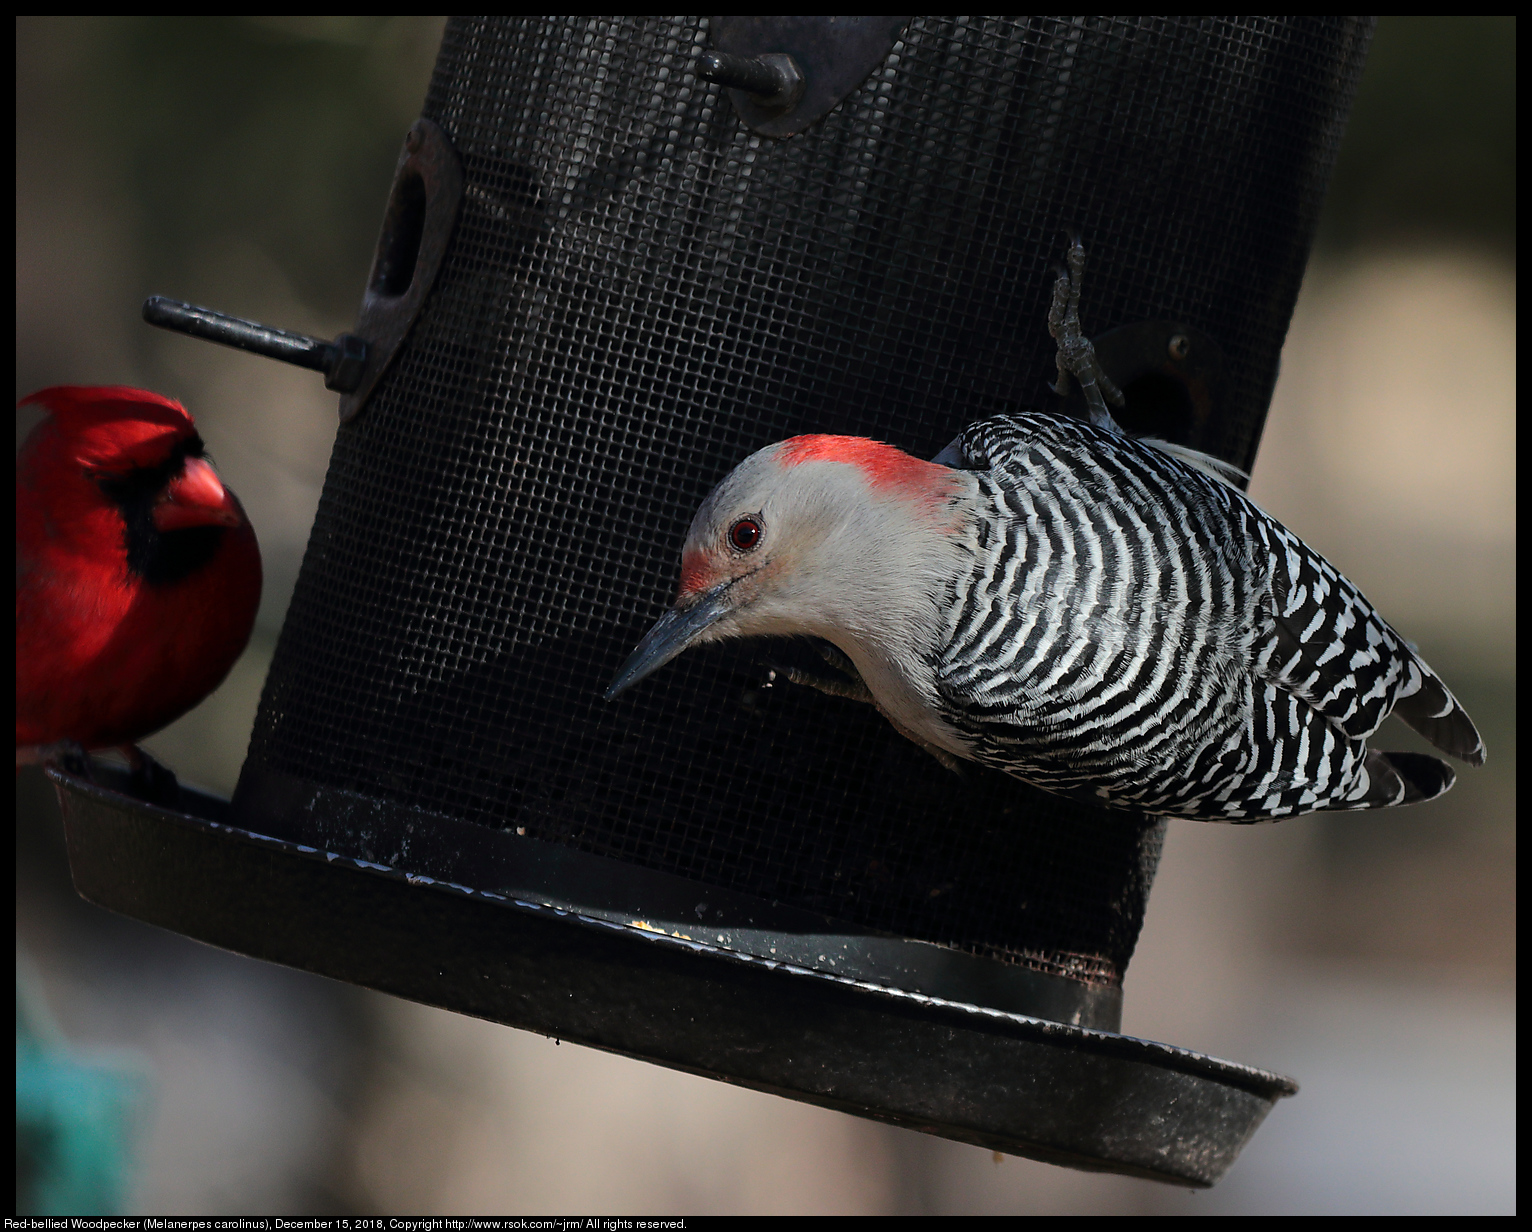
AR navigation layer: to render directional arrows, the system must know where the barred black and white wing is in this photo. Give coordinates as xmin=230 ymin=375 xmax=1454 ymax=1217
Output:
xmin=1256 ymin=515 xmax=1484 ymax=763
xmin=932 ymin=412 xmax=1482 ymax=822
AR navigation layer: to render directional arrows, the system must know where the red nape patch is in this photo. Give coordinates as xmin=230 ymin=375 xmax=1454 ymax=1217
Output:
xmin=676 ymin=547 xmax=712 ymax=598
xmin=776 ymin=434 xmax=954 ymax=504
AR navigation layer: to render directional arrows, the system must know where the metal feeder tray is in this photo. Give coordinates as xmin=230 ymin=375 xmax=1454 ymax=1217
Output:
xmin=53 ymin=765 xmax=1295 ymax=1188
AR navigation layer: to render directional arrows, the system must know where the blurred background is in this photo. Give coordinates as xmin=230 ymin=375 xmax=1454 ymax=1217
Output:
xmin=15 ymin=16 xmax=1514 ymax=1215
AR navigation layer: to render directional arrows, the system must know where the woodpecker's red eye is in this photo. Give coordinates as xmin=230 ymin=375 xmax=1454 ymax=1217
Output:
xmin=729 ymin=517 xmax=762 ymax=552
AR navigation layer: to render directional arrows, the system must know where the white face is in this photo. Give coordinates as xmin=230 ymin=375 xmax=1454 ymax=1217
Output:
xmin=671 ymin=445 xmax=866 ymax=641
xmin=603 ymin=445 xmax=845 ymax=700
xmin=677 ymin=450 xmax=777 ymax=590
xmin=605 ymin=435 xmax=968 ymax=702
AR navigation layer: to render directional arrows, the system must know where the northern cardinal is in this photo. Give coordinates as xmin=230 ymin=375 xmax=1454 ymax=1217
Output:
xmin=16 ymin=386 xmax=262 ymax=783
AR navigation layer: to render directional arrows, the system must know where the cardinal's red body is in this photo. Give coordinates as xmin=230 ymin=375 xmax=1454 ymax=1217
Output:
xmin=16 ymin=386 xmax=262 ymax=756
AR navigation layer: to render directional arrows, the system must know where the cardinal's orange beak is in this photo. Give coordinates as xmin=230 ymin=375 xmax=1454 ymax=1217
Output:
xmin=152 ymin=457 xmax=243 ymax=531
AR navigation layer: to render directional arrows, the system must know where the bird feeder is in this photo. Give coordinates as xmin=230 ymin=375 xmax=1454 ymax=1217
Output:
xmin=54 ymin=16 xmax=1375 ymax=1187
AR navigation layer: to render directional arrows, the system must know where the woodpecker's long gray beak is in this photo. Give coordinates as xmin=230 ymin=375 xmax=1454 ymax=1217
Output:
xmin=604 ymin=584 xmax=733 ymax=700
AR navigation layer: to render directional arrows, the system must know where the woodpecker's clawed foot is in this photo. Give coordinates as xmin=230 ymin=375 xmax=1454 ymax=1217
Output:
xmin=1048 ymin=234 xmax=1126 ymax=435
xmin=125 ymin=745 xmax=180 ymax=806
xmin=813 ymin=640 xmax=862 ymax=681
xmin=909 ymin=736 xmax=967 ymax=778
xmin=768 ymin=640 xmax=876 ymax=704
xmin=770 ymin=643 xmax=966 ymax=777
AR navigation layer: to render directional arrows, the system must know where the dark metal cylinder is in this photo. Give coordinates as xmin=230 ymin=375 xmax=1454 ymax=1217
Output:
xmin=235 ymin=17 xmax=1371 ymax=1012
xmin=698 ymin=51 xmax=789 ymax=99
xmin=142 ymin=297 xmax=336 ymax=377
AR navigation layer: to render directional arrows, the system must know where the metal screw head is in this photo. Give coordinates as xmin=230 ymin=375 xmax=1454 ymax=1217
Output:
xmin=1168 ymin=334 xmax=1191 ymax=361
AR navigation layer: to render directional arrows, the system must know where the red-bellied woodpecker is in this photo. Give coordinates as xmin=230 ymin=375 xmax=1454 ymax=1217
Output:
xmin=606 ymin=241 xmax=1485 ymax=821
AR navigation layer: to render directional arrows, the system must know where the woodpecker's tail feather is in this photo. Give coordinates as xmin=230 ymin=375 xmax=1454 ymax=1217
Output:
xmin=1381 ymin=751 xmax=1458 ymax=804
xmin=1392 ymin=671 xmax=1487 ymax=767
xmin=1345 ymin=749 xmax=1457 ymax=811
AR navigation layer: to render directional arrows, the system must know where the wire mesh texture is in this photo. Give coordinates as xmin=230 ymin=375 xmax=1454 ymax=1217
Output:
xmin=242 ymin=17 xmax=1372 ymax=987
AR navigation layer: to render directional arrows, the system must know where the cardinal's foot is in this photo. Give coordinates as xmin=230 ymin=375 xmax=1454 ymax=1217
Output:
xmin=125 ymin=745 xmax=181 ymax=807
xmin=17 ymin=740 xmax=93 ymax=780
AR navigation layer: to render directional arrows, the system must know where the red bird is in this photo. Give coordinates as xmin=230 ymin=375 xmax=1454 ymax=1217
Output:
xmin=16 ymin=386 xmax=262 ymax=781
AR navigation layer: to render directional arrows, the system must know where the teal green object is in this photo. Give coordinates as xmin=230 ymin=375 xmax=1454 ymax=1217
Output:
xmin=16 ymin=958 xmax=151 ymax=1216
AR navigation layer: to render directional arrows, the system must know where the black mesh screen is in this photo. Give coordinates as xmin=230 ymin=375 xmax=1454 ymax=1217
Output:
xmin=240 ymin=17 xmax=1371 ymax=986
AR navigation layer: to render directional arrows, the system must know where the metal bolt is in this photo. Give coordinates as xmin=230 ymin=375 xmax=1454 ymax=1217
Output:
xmin=699 ymin=51 xmax=806 ymax=111
xmin=1168 ymin=334 xmax=1191 ymax=361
